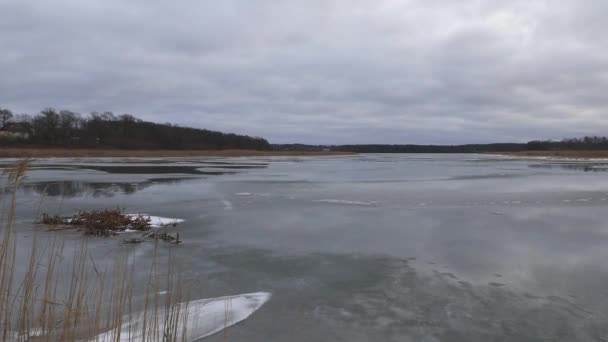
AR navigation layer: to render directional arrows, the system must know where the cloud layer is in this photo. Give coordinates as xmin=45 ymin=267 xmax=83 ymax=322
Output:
xmin=1 ymin=0 xmax=607 ymax=144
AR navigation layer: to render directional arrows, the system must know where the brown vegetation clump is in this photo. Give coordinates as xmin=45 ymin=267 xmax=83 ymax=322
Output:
xmin=39 ymin=213 xmax=66 ymax=226
xmin=39 ymin=208 xmax=151 ymax=236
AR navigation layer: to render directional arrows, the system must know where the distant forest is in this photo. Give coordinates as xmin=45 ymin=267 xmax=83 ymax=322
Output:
xmin=274 ymin=137 xmax=608 ymax=153
xmin=0 ymin=107 xmax=270 ymax=150
xmin=1 ymin=106 xmax=607 ymax=153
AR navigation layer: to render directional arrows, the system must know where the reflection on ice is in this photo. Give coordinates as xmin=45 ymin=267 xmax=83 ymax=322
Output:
xmin=16 ymin=178 xmax=194 ymax=198
xmin=529 ymin=162 xmax=608 ymax=172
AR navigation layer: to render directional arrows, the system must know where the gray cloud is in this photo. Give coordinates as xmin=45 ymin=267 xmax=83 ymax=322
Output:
xmin=1 ymin=0 xmax=607 ymax=144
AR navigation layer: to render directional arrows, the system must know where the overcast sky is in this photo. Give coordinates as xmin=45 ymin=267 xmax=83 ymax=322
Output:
xmin=1 ymin=1 xmax=607 ymax=144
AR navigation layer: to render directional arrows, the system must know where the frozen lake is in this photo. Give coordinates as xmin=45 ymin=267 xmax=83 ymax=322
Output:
xmin=5 ymin=154 xmax=608 ymax=341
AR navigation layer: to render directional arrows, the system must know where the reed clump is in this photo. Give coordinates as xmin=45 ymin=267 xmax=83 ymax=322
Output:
xmin=39 ymin=208 xmax=151 ymax=236
xmin=146 ymin=231 xmax=182 ymax=244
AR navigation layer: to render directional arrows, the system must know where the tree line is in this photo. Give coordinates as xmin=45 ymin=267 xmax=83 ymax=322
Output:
xmin=2 ymin=106 xmax=605 ymax=152
xmin=273 ymin=143 xmax=526 ymax=153
xmin=0 ymin=107 xmax=270 ymax=150
xmin=274 ymin=137 xmax=608 ymax=153
xmin=525 ymin=137 xmax=608 ymax=151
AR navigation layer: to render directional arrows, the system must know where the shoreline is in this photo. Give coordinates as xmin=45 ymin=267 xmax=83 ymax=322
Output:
xmin=5 ymin=148 xmax=608 ymax=159
xmin=0 ymin=147 xmax=354 ymax=158
xmin=492 ymin=150 xmax=608 ymax=159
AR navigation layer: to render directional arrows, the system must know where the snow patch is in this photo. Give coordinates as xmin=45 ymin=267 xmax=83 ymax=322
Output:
xmin=313 ymin=199 xmax=377 ymax=206
xmin=235 ymin=192 xmax=252 ymax=196
xmin=221 ymin=200 xmax=233 ymax=210
xmin=127 ymin=214 xmax=185 ymax=228
xmin=118 ymin=229 xmax=140 ymax=234
xmin=90 ymin=292 xmax=271 ymax=341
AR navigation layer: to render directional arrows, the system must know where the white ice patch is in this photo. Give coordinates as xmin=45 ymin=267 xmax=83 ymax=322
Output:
xmin=90 ymin=292 xmax=271 ymax=341
xmin=127 ymin=214 xmax=185 ymax=228
xmin=221 ymin=200 xmax=233 ymax=210
xmin=235 ymin=192 xmax=252 ymax=196
xmin=148 ymin=216 xmax=185 ymax=228
xmin=119 ymin=229 xmax=140 ymax=234
xmin=313 ymin=199 xmax=377 ymax=206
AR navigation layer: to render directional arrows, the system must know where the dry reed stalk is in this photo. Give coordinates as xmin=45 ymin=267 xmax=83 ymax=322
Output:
xmin=0 ymin=159 xmax=29 ymax=341
xmin=0 ymin=160 xmax=192 ymax=341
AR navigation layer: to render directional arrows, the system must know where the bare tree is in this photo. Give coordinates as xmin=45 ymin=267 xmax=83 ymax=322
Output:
xmin=0 ymin=108 xmax=13 ymax=129
xmin=59 ymin=110 xmax=81 ymax=142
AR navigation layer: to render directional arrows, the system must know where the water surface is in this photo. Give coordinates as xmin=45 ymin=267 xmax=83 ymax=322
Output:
xmin=6 ymin=154 xmax=608 ymax=341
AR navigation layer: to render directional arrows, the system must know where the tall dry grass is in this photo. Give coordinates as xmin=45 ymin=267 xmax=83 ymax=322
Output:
xmin=0 ymin=160 xmax=192 ymax=341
